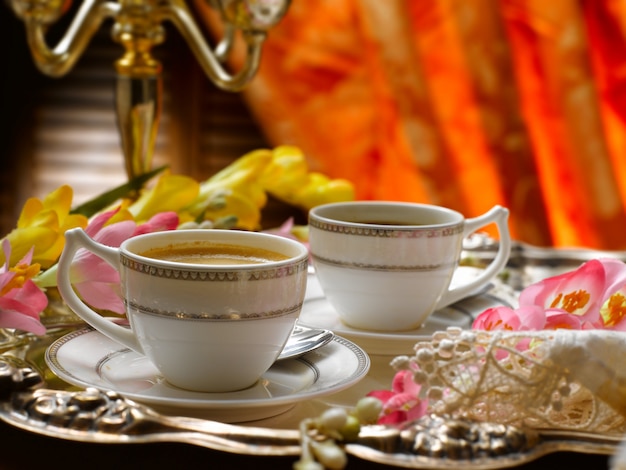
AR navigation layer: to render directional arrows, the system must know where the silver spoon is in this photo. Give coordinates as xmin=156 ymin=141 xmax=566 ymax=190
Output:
xmin=276 ymin=324 xmax=334 ymax=361
xmin=94 ymin=319 xmax=333 ymax=362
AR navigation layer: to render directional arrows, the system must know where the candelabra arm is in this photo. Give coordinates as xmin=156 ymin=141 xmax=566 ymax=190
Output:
xmin=156 ymin=0 xmax=264 ymax=92
xmin=12 ymin=0 xmax=120 ymax=77
xmin=214 ymin=24 xmax=235 ymax=63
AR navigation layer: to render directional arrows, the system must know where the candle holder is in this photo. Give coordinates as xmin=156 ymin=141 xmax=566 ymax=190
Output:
xmin=8 ymin=0 xmax=290 ymax=180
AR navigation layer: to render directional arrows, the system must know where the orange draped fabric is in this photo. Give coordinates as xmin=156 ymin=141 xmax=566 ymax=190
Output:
xmin=198 ymin=0 xmax=626 ymax=249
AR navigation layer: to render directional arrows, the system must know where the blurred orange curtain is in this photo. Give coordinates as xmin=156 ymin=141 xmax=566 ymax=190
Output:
xmin=197 ymin=0 xmax=626 ymax=250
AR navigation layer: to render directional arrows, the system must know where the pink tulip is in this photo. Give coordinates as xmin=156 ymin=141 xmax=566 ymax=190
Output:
xmin=473 ymin=258 xmax=626 ymax=333
xmin=0 ymin=240 xmax=47 ymax=335
xmin=472 ymin=305 xmax=545 ymax=331
xmin=472 ymin=306 xmax=521 ymax=331
xmin=599 ymin=287 xmax=626 ymax=330
xmin=367 ymin=370 xmax=428 ymax=424
xmin=70 ymin=211 xmax=179 ymax=314
xmin=594 ymin=258 xmax=626 ymax=330
xmin=543 ymin=309 xmax=584 ymax=329
xmin=133 ymin=212 xmax=179 ymax=236
xmin=519 ymin=259 xmax=608 ymax=324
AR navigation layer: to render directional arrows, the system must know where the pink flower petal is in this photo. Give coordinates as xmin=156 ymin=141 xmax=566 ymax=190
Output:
xmin=472 ymin=306 xmax=522 ymax=331
xmin=515 ymin=305 xmax=549 ymax=330
xmin=404 ymin=398 xmax=429 ymax=421
xmin=92 ymin=220 xmax=136 ymax=247
xmin=16 ymin=245 xmax=35 ymax=266
xmin=384 ymin=392 xmax=420 ymax=412
xmin=392 ymin=369 xmax=421 ymax=395
xmin=544 ymin=309 xmax=583 ymax=330
xmin=597 ymin=258 xmax=626 ymax=296
xmin=0 ymin=270 xmax=16 ymax=293
xmin=366 ymin=370 xmax=427 ymax=425
xmin=0 ymin=308 xmax=46 ymax=335
xmin=367 ymin=390 xmax=395 ymax=402
xmin=74 ymin=280 xmax=125 ymax=314
xmin=67 ymin=219 xmax=136 ymax=314
xmin=71 ymin=255 xmax=121 ymax=284
xmin=72 ymin=221 xmax=136 ymax=268
xmin=85 ymin=209 xmax=119 ymax=237
xmin=377 ymin=410 xmax=407 ymax=425
xmin=0 ymin=280 xmax=47 ymax=335
xmin=7 ymin=281 xmax=48 ymax=316
xmin=519 ymin=259 xmax=605 ymax=323
xmin=133 ymin=212 xmax=179 ymax=236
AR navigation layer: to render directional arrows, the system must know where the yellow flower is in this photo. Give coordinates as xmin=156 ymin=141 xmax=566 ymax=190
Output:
xmin=259 ymin=146 xmax=309 ymax=191
xmin=294 ymin=174 xmax=355 ymax=209
xmin=102 ymin=204 xmax=136 ymax=225
xmin=201 ymin=189 xmax=262 ymax=230
xmin=127 ymin=172 xmax=200 ymax=223
xmin=1 ymin=185 xmax=88 ymax=269
xmin=261 ymin=146 xmax=355 ymax=209
xmin=187 ymin=149 xmax=273 ymax=229
xmin=187 ymin=146 xmax=355 ymax=229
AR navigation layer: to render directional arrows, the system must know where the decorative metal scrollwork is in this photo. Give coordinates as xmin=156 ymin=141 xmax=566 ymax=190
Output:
xmin=0 ymin=355 xmax=620 ymax=468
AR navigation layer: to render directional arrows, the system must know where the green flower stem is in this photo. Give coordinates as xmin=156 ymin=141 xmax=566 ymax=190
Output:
xmin=35 ymin=264 xmax=58 ymax=288
xmin=71 ymin=166 xmax=168 ymax=217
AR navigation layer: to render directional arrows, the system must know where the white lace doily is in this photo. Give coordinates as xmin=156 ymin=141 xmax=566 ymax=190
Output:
xmin=393 ymin=327 xmax=626 ymax=435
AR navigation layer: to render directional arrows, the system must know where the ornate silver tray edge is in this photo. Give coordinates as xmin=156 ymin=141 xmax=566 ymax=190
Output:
xmin=0 ymin=358 xmax=620 ymax=469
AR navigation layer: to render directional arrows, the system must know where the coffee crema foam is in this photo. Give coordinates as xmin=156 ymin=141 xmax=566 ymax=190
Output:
xmin=139 ymin=242 xmax=289 ymax=266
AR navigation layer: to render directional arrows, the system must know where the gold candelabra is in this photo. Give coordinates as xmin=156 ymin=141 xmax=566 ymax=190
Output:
xmin=8 ymin=0 xmax=290 ymax=180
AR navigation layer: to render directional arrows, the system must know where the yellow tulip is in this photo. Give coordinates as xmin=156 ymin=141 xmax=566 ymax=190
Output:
xmin=295 ymin=175 xmax=356 ymax=209
xmin=215 ymin=176 xmax=267 ymax=212
xmin=260 ymin=146 xmax=355 ymax=210
xmin=187 ymin=149 xmax=272 ymax=220
xmin=103 ymin=204 xmax=135 ymax=225
xmin=128 ymin=172 xmax=200 ymax=222
xmin=259 ymin=146 xmax=309 ymax=188
xmin=207 ymin=149 xmax=273 ymax=185
xmin=202 ymin=189 xmax=262 ymax=231
xmin=183 ymin=146 xmax=355 ymax=229
xmin=1 ymin=185 xmax=88 ymax=268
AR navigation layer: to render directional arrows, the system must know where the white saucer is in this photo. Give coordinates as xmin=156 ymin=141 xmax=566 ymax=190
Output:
xmin=45 ymin=328 xmax=370 ymax=423
xmin=300 ymin=267 xmax=518 ymax=356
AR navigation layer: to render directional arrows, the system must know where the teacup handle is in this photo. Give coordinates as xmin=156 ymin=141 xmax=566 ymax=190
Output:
xmin=435 ymin=205 xmax=511 ymax=309
xmin=57 ymin=228 xmax=144 ymax=355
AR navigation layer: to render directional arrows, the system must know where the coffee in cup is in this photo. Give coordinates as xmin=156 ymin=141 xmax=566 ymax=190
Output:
xmin=139 ymin=242 xmax=289 ymax=265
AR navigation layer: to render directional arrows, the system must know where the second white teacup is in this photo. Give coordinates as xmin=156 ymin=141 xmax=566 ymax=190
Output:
xmin=57 ymin=228 xmax=309 ymax=392
xmin=308 ymin=202 xmax=511 ymax=332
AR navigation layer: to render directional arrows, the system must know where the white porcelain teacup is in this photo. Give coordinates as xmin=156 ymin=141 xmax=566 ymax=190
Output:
xmin=308 ymin=202 xmax=511 ymax=332
xmin=57 ymin=228 xmax=309 ymax=392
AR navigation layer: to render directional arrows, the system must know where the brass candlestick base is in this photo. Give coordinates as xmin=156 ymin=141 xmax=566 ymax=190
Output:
xmin=9 ymin=0 xmax=290 ymax=181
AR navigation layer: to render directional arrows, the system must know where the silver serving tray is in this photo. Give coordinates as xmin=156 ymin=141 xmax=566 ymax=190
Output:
xmin=0 ymin=238 xmax=623 ymax=468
